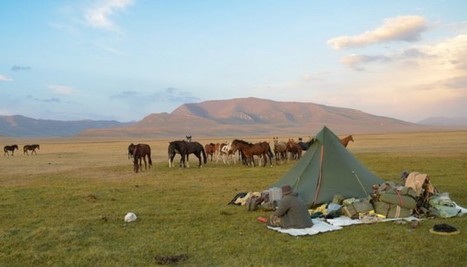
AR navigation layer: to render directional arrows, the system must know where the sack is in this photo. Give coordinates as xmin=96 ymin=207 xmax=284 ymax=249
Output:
xmin=374 ymin=201 xmax=412 ymax=218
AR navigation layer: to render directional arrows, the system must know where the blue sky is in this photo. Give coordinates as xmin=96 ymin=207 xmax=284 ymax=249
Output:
xmin=1 ymin=0 xmax=466 ymax=122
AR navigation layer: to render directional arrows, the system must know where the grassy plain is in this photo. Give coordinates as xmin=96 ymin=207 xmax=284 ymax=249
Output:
xmin=0 ymin=131 xmax=466 ymax=266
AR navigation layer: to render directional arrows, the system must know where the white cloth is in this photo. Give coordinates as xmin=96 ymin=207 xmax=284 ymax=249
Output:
xmin=267 ymin=219 xmax=342 ymax=236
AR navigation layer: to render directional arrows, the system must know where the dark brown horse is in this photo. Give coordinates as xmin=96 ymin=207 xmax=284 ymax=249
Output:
xmin=128 ymin=143 xmax=136 ymax=159
xmin=4 ymin=144 xmax=19 ymax=156
xmin=340 ymin=135 xmax=354 ymax=148
xmin=132 ymin=144 xmax=152 ymax=173
xmin=230 ymin=139 xmax=274 ymax=167
xmin=168 ymin=140 xmax=207 ymax=168
xmin=23 ymin=144 xmax=40 ymax=155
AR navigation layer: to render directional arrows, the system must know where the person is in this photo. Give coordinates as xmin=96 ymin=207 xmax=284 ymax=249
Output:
xmin=268 ymin=185 xmax=313 ymax=229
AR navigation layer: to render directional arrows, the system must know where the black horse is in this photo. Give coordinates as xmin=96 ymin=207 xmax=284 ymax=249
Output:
xmin=168 ymin=140 xmax=207 ymax=168
xmin=4 ymin=144 xmax=19 ymax=156
xmin=298 ymin=137 xmax=316 ymax=151
xmin=23 ymin=144 xmax=40 ymax=155
xmin=132 ymin=144 xmax=152 ymax=173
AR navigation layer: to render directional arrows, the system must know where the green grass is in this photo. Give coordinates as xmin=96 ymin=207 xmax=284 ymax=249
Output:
xmin=0 ymin=132 xmax=466 ymax=266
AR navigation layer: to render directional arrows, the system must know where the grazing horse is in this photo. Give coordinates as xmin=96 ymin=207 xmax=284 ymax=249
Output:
xmin=23 ymin=144 xmax=40 ymax=155
xmin=132 ymin=144 xmax=152 ymax=173
xmin=298 ymin=137 xmax=315 ymax=151
xmin=217 ymin=142 xmax=236 ymax=164
xmin=286 ymin=139 xmax=302 ymax=160
xmin=168 ymin=140 xmax=207 ymax=168
xmin=204 ymin=143 xmax=216 ymax=161
xmin=128 ymin=143 xmax=136 ymax=159
xmin=340 ymin=135 xmax=354 ymax=148
xmin=4 ymin=144 xmax=19 ymax=156
xmin=230 ymin=139 xmax=274 ymax=167
xmin=273 ymin=137 xmax=287 ymax=164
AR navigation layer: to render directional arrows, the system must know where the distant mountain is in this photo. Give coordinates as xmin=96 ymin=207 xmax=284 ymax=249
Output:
xmin=418 ymin=116 xmax=467 ymax=126
xmin=0 ymin=115 xmax=131 ymax=137
xmin=81 ymin=97 xmax=433 ymax=138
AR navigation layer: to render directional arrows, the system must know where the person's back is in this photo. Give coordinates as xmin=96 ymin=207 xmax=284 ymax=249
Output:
xmin=269 ymin=185 xmax=313 ymax=229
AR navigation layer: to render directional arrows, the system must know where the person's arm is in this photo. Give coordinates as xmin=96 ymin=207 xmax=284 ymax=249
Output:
xmin=273 ymin=198 xmax=290 ymax=217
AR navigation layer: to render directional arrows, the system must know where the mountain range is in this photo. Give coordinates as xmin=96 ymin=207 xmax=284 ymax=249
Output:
xmin=1 ymin=98 xmax=465 ymax=138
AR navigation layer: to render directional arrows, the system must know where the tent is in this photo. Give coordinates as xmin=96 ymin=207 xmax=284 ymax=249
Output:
xmin=270 ymin=126 xmax=384 ymax=206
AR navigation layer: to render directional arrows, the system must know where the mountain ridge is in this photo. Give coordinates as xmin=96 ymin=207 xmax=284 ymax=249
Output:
xmin=1 ymin=98 xmax=464 ymax=138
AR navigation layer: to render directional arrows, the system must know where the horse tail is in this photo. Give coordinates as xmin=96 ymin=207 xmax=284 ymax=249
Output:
xmin=201 ymin=146 xmax=207 ymax=164
xmin=148 ymin=146 xmax=153 ymax=167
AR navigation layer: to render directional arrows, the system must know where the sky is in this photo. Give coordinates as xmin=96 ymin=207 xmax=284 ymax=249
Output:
xmin=1 ymin=0 xmax=466 ymax=123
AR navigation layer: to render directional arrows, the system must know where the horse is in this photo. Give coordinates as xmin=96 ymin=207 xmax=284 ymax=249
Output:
xmin=298 ymin=137 xmax=315 ymax=151
xmin=132 ymin=144 xmax=152 ymax=173
xmin=168 ymin=140 xmax=207 ymax=168
xmin=272 ymin=137 xmax=287 ymax=164
xmin=204 ymin=143 xmax=216 ymax=161
xmin=23 ymin=144 xmax=40 ymax=155
xmin=217 ymin=142 xmax=236 ymax=164
xmin=230 ymin=139 xmax=274 ymax=167
xmin=4 ymin=144 xmax=19 ymax=156
xmin=286 ymin=139 xmax=302 ymax=160
xmin=340 ymin=135 xmax=354 ymax=148
xmin=128 ymin=143 xmax=136 ymax=159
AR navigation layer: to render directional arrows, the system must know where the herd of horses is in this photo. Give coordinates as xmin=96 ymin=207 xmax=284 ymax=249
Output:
xmin=3 ymin=144 xmax=40 ymax=156
xmin=127 ymin=135 xmax=354 ymax=173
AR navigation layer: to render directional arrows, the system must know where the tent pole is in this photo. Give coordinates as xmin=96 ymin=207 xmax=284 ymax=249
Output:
xmin=313 ymin=145 xmax=325 ymax=205
xmin=352 ymin=170 xmax=368 ymax=196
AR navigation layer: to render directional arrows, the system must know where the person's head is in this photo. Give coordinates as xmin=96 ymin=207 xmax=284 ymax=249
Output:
xmin=281 ymin=185 xmax=293 ymax=196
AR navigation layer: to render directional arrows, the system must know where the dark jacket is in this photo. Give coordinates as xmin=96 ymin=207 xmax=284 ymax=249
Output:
xmin=273 ymin=193 xmax=313 ymax=228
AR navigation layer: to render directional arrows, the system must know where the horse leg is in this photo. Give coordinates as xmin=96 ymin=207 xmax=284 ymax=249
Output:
xmin=186 ymin=154 xmax=190 ymax=168
xmin=195 ymin=153 xmax=202 ymax=168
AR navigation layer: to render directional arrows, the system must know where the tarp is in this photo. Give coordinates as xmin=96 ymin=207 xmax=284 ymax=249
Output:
xmin=270 ymin=126 xmax=384 ymax=206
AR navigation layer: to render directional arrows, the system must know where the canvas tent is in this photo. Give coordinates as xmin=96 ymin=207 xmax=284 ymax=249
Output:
xmin=271 ymin=126 xmax=384 ymax=206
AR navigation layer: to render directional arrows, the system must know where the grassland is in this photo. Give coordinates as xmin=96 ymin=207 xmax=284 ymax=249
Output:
xmin=0 ymin=131 xmax=466 ymax=266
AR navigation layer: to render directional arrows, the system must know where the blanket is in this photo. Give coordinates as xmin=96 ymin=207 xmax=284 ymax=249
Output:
xmin=267 ymin=219 xmax=343 ymax=236
xmin=267 ymin=216 xmax=422 ymax=236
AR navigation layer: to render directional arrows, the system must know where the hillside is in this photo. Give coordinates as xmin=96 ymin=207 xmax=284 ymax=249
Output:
xmin=80 ymin=97 xmax=431 ymax=138
xmin=0 ymin=115 xmax=130 ymax=138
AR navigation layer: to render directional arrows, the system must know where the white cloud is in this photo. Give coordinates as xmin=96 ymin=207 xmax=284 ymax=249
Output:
xmin=328 ymin=15 xmax=429 ymax=50
xmin=48 ymin=84 xmax=76 ymax=95
xmin=0 ymin=74 xmax=13 ymax=81
xmin=85 ymin=0 xmax=134 ymax=31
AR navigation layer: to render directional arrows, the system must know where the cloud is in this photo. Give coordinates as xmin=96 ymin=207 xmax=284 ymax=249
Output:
xmin=85 ymin=0 xmax=134 ymax=31
xmin=0 ymin=74 xmax=13 ymax=81
xmin=328 ymin=15 xmax=429 ymax=50
xmin=11 ymin=65 xmax=32 ymax=71
xmin=110 ymin=87 xmax=200 ymax=106
xmin=27 ymin=95 xmax=61 ymax=103
xmin=341 ymin=54 xmax=392 ymax=71
xmin=48 ymin=84 xmax=76 ymax=95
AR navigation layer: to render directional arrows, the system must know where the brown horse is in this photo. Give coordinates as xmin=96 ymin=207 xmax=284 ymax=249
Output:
xmin=273 ymin=137 xmax=287 ymax=164
xmin=132 ymin=144 xmax=152 ymax=173
xmin=204 ymin=143 xmax=216 ymax=161
xmin=230 ymin=139 xmax=274 ymax=167
xmin=23 ymin=144 xmax=40 ymax=155
xmin=340 ymin=135 xmax=354 ymax=148
xmin=286 ymin=139 xmax=302 ymax=160
xmin=4 ymin=144 xmax=18 ymax=156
